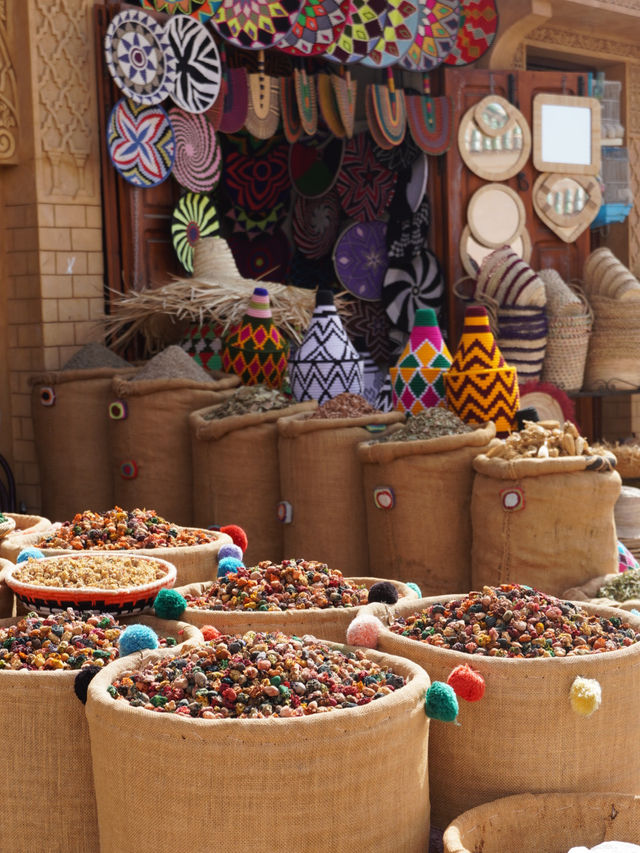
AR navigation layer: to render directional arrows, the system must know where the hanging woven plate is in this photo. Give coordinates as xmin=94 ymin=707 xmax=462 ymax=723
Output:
xmin=278 ymin=0 xmax=350 ymax=56
xmin=406 ymin=152 xmax=428 ymax=211
xmin=245 ymin=73 xmax=280 ymax=139
xmin=105 ymin=9 xmax=177 ymax=106
xmin=343 ymin=298 xmax=394 ymax=366
xmin=290 ymin=251 xmax=336 ymax=290
xmin=324 ymin=0 xmax=388 ymax=64
xmin=317 ymin=73 xmax=346 ymax=137
xmin=294 ymin=68 xmax=318 ymax=136
xmin=361 ymin=0 xmax=420 ymax=69
xmin=289 ymin=130 xmax=345 ymax=199
xmin=212 ymin=0 xmax=303 ymax=50
xmin=279 ymin=75 xmax=303 ymax=142
xmin=223 ymin=135 xmax=290 ymax=214
xmin=382 ymin=249 xmax=444 ymax=333
xmin=372 ymin=134 xmax=420 ymax=170
xmin=331 ymin=73 xmax=357 ymax=138
xmin=217 ymin=66 xmax=249 ymax=133
xmin=169 ymin=108 xmax=222 ymax=192
xmin=108 ymin=98 xmax=175 ymax=188
xmin=333 ymin=220 xmax=388 ymax=301
xmin=292 ymin=190 xmax=341 ymax=259
xmin=444 ymin=0 xmax=498 ymax=66
xmin=171 ymin=192 xmax=221 ymax=273
xmin=225 ymin=201 xmax=286 ymax=238
xmin=228 ymin=229 xmax=292 ymax=283
xmin=366 ymin=81 xmax=407 ymax=148
xmin=386 ymin=194 xmax=431 ymax=262
xmin=141 ymin=0 xmax=221 ymax=23
xmin=406 ymin=92 xmax=454 ymax=154
xmin=336 ymin=133 xmax=397 ymax=222
xmin=166 ymin=16 xmax=222 ymax=114
xmin=401 ymin=0 xmax=460 ymax=71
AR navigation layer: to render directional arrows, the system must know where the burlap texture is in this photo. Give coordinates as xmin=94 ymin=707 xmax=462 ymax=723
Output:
xmin=0 ymin=559 xmax=14 ymax=617
xmin=0 ymin=513 xmax=52 ymax=562
xmin=471 ymin=454 xmax=621 ymax=595
xmin=176 ymin=576 xmax=418 ymax=643
xmin=277 ymin=410 xmax=404 ymax=575
xmin=86 ymin=642 xmax=431 ymax=853
xmin=443 ymin=792 xmax=640 ymax=853
xmin=358 ymin=423 xmax=496 ymax=595
xmin=376 ymin=596 xmax=640 ymax=830
xmin=109 ymin=375 xmax=239 ymax=526
xmin=7 ymin=527 xmax=233 ymax=587
xmin=563 ymin=573 xmax=640 ymax=612
xmin=189 ymin=400 xmax=317 ymax=564
xmin=31 ymin=368 xmax=135 ymax=521
xmin=0 ymin=615 xmax=201 ymax=853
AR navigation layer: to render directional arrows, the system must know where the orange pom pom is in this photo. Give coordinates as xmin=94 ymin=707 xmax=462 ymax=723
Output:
xmin=447 ymin=664 xmax=485 ymax=702
xmin=220 ymin=524 xmax=248 ymax=553
xmin=201 ymin=625 xmax=221 ymax=641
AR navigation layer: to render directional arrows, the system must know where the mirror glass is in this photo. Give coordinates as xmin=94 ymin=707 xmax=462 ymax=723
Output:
xmin=459 ymin=101 xmax=531 ymax=181
xmin=480 ymin=100 xmax=509 ymax=130
xmin=541 ymin=104 xmax=591 ymax=166
xmin=543 ymin=176 xmax=588 ymax=216
xmin=468 ymin=184 xmax=526 ymax=248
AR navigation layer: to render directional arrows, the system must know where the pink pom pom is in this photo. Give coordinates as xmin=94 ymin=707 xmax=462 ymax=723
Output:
xmin=346 ymin=615 xmax=381 ymax=648
xmin=447 ymin=664 xmax=485 ymax=702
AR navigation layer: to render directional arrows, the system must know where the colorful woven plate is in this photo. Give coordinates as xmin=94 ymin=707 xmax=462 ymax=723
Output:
xmin=386 ymin=194 xmax=431 ymax=261
xmin=228 ymin=229 xmax=292 ymax=283
xmin=290 ymin=251 xmax=336 ymax=290
xmin=382 ymin=249 xmax=444 ymax=333
xmin=406 ymin=152 xmax=428 ymax=211
xmin=333 ymin=220 xmax=388 ymax=301
xmin=444 ymin=0 xmax=498 ymax=66
xmin=361 ymin=0 xmax=420 ymax=69
xmin=289 ymin=131 xmax=345 ymax=199
xmin=324 ymin=0 xmax=387 ymax=64
xmin=141 ymin=0 xmax=221 ymax=23
xmin=108 ymin=98 xmax=175 ymax=187
xmin=401 ymin=0 xmax=460 ymax=71
xmin=278 ymin=0 xmax=350 ymax=56
xmin=172 ymin=192 xmax=220 ymax=272
xmin=212 ymin=0 xmax=304 ymax=50
xmin=168 ymin=108 xmax=221 ymax=192
xmin=372 ymin=133 xmax=420 ymax=170
xmin=222 ymin=135 xmax=290 ymax=215
xmin=166 ymin=16 xmax=222 ymax=114
xmin=336 ymin=133 xmax=397 ymax=222
xmin=292 ymin=190 xmax=341 ymax=259
xmin=343 ymin=298 xmax=394 ymax=366
xmin=225 ymin=201 xmax=287 ymax=238
xmin=105 ymin=9 xmax=177 ymax=106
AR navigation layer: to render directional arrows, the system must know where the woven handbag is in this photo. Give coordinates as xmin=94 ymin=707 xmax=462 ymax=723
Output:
xmin=539 ymin=272 xmax=593 ymax=392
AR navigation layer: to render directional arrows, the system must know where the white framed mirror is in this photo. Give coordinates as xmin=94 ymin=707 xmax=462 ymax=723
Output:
xmin=532 ymin=94 xmax=601 ymax=176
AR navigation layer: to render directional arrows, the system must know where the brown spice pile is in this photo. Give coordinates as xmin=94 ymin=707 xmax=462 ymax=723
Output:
xmin=309 ymin=392 xmax=378 ymax=420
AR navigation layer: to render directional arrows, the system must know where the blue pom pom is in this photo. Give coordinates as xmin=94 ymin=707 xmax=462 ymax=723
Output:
xmin=154 ymin=588 xmax=187 ymax=620
xmin=118 ymin=624 xmax=159 ymax=657
xmin=218 ymin=543 xmax=243 ymax=562
xmin=17 ymin=547 xmax=44 ymax=564
xmin=425 ymin=681 xmax=459 ymax=722
xmin=217 ymin=556 xmax=244 ymax=578
xmin=406 ymin=582 xmax=422 ymax=598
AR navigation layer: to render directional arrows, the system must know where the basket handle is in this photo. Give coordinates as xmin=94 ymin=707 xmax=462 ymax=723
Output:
xmin=453 ymin=278 xmax=500 ymax=335
xmin=568 ymin=279 xmax=595 ymax=326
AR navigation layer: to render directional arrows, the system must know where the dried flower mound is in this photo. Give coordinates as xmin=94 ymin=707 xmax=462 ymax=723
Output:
xmin=309 ymin=393 xmax=378 ymax=420
xmin=389 ymin=584 xmax=640 ymax=658
xmin=184 ymin=559 xmax=369 ymax=612
xmin=374 ymin=409 xmax=471 ymax=444
xmin=599 ymin=569 xmax=640 ymax=602
xmin=107 ymin=630 xmax=406 ymax=719
xmin=203 ymin=385 xmax=293 ymax=420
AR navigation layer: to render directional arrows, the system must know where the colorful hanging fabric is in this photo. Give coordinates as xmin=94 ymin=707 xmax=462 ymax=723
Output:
xmin=108 ymin=98 xmax=175 ymax=188
xmin=382 ymin=249 xmax=444 ymax=333
xmin=444 ymin=304 xmax=520 ymax=437
xmin=444 ymin=0 xmax=498 ymax=66
xmin=212 ymin=0 xmax=303 ymax=50
xmin=171 ymin=192 xmax=220 ymax=272
xmin=390 ymin=307 xmax=451 ymax=414
xmin=169 ymin=109 xmax=222 ymax=192
xmin=278 ymin=0 xmax=349 ymax=56
xmin=166 ymin=16 xmax=222 ymax=113
xmin=335 ymin=133 xmax=397 ymax=223
xmin=333 ymin=221 xmax=388 ymax=301
xmin=222 ymin=287 xmax=289 ymax=388
xmin=400 ymin=0 xmax=460 ymax=71
xmin=289 ymin=290 xmax=364 ymax=404
xmin=361 ymin=0 xmax=420 ymax=69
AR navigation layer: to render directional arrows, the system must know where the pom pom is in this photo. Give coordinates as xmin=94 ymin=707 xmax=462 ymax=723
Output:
xmin=218 ymin=543 xmax=243 ymax=562
xmin=346 ymin=615 xmax=382 ymax=648
xmin=367 ymin=581 xmax=399 ymax=605
xmin=220 ymin=524 xmax=248 ymax=553
xmin=118 ymin=624 xmax=159 ymax=658
xmin=447 ymin=664 xmax=485 ymax=702
xmin=570 ymin=676 xmax=602 ymax=717
xmin=406 ymin=582 xmax=422 ymax=598
xmin=217 ymin=556 xmax=244 ymax=578
xmin=154 ymin=588 xmax=187 ymax=620
xmin=17 ymin=547 xmax=44 ymax=564
xmin=425 ymin=681 xmax=459 ymax=722
xmin=201 ymin=624 xmax=222 ymax=641
xmin=73 ymin=665 xmax=101 ymax=705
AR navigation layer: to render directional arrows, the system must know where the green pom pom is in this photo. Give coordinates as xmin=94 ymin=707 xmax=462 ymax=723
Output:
xmin=425 ymin=681 xmax=459 ymax=722
xmin=154 ymin=588 xmax=187 ymax=620
xmin=406 ymin=582 xmax=422 ymax=598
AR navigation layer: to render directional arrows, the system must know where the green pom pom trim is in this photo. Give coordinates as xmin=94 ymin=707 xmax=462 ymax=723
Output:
xmin=154 ymin=588 xmax=187 ymax=620
xmin=425 ymin=681 xmax=459 ymax=722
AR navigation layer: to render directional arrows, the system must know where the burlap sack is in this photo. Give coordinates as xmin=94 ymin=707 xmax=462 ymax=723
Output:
xmin=86 ymin=642 xmax=430 ymax=853
xmin=189 ymin=399 xmax=317 ymax=564
xmin=0 ymin=559 xmax=14 ymax=617
xmin=376 ymin=596 xmax=640 ymax=830
xmin=471 ymin=453 xmax=621 ymax=595
xmin=176 ymin=576 xmax=418 ymax=643
xmin=0 ymin=615 xmax=201 ymax=853
xmin=277 ymin=410 xmax=404 ymax=575
xmin=9 ymin=527 xmax=233 ymax=587
xmin=109 ymin=374 xmax=239 ymax=526
xmin=358 ymin=423 xmax=496 ymax=595
xmin=0 ymin=513 xmax=51 ymax=562
xmin=443 ymin=792 xmax=640 ymax=853
xmin=31 ymin=368 xmax=134 ymax=520
xmin=563 ymin=573 xmax=640 ymax=612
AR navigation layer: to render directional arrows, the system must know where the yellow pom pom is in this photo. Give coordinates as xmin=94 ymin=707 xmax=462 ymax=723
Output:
xmin=570 ymin=676 xmax=602 ymax=717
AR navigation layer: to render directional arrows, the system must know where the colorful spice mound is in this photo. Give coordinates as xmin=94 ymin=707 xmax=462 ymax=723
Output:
xmin=374 ymin=409 xmax=471 ymax=443
xmin=389 ymin=585 xmax=640 ymax=657
xmin=108 ymin=631 xmax=406 ymax=718
xmin=185 ymin=559 xmax=369 ymax=612
xmin=202 ymin=386 xmax=293 ymax=420
xmin=309 ymin=392 xmax=377 ymax=419
xmin=13 ymin=554 xmax=169 ymax=590
xmin=599 ymin=569 xmax=640 ymax=602
xmin=37 ymin=508 xmax=217 ymax=550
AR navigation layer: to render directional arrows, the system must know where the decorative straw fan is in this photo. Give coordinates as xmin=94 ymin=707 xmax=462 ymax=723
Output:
xmin=317 ymin=73 xmax=346 ymax=138
xmin=217 ymin=46 xmax=249 ymax=133
xmin=245 ymin=51 xmax=280 ymax=139
xmin=280 ymin=75 xmax=303 ymax=142
xmin=406 ymin=76 xmax=454 ymax=155
xmin=332 ymin=70 xmax=357 ymax=139
xmin=366 ymin=70 xmax=407 ymax=149
xmin=294 ymin=67 xmax=318 ymax=136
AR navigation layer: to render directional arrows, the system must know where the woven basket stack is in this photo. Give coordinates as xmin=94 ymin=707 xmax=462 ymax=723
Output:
xmin=614 ymin=484 xmax=640 ymax=560
xmin=539 ymin=269 xmax=592 ymax=392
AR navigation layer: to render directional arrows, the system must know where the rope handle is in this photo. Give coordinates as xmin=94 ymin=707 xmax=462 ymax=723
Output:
xmin=567 ymin=278 xmax=595 ymax=325
xmin=452 ymin=278 xmax=500 ymax=335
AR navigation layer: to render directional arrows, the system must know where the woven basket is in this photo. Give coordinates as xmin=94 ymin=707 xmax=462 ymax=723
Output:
xmin=594 ymin=441 xmax=640 ymax=480
xmin=584 ymin=295 xmax=640 ymax=390
xmin=540 ymin=280 xmax=592 ymax=392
